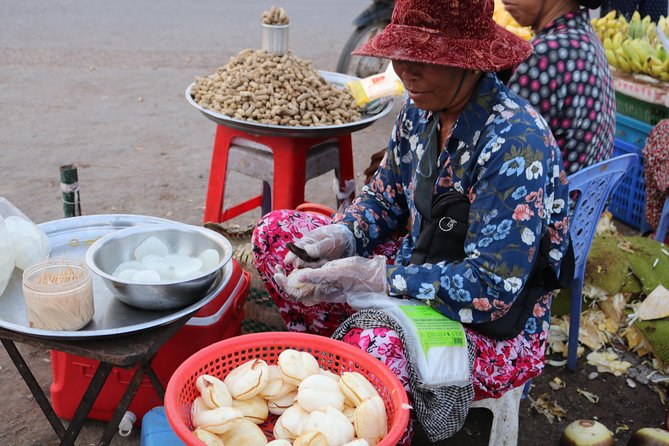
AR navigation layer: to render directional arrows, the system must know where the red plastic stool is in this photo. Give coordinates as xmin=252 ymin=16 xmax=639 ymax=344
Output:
xmin=203 ymin=125 xmax=355 ymax=224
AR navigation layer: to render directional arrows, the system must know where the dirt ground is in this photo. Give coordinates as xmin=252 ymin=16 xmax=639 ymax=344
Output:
xmin=1 ymin=1 xmax=668 ymax=445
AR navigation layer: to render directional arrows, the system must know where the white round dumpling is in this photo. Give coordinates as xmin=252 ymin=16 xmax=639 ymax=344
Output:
xmin=5 ymin=216 xmax=50 ymax=270
xmin=198 ymin=249 xmax=220 ymax=272
xmin=132 ymin=270 xmax=161 ymax=282
xmin=134 ymin=236 xmax=169 ymax=261
xmin=174 ymin=257 xmax=203 ymax=279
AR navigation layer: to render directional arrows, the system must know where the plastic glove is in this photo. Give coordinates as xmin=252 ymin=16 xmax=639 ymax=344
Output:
xmin=284 ymin=224 xmax=356 ymax=269
xmin=273 ymin=255 xmax=387 ymax=306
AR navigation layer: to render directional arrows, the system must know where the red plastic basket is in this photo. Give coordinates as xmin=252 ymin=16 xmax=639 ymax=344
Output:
xmin=164 ymin=332 xmax=410 ymax=445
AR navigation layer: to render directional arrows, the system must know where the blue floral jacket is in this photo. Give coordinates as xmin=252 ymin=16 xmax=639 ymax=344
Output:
xmin=338 ymin=73 xmax=571 ymax=338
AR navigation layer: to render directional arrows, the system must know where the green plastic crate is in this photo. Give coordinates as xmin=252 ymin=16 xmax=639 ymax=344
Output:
xmin=615 ymin=91 xmax=669 ymax=126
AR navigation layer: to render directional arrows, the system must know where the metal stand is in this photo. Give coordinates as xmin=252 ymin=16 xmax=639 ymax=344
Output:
xmin=0 ymin=314 xmax=190 ymax=446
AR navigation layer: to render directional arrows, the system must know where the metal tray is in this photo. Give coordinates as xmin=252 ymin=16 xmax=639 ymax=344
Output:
xmin=185 ymin=70 xmax=394 ymax=138
xmin=0 ymin=214 xmax=233 ymax=340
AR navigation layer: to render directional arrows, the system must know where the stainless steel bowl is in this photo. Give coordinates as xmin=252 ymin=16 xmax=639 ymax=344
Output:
xmin=85 ymin=223 xmax=233 ymax=310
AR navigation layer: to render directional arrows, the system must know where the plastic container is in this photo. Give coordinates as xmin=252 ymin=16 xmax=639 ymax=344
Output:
xmin=164 ymin=332 xmax=410 ymax=446
xmin=49 ymin=259 xmax=249 ymax=424
xmin=615 ymin=113 xmax=654 ymax=147
xmin=615 ymin=91 xmax=669 ymax=126
xmin=22 ymin=258 xmax=94 ymax=331
xmin=608 ymin=137 xmax=653 ymax=233
xmin=261 ymin=24 xmax=289 ymax=56
xmin=140 ymin=407 xmax=182 ymax=446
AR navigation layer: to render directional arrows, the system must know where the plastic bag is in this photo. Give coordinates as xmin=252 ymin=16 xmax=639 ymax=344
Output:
xmin=347 ymin=292 xmax=471 ymax=388
xmin=0 ymin=197 xmax=50 ymax=271
xmin=0 ymin=215 xmax=14 ymax=297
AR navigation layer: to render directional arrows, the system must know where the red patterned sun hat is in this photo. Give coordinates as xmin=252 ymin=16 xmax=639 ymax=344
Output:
xmin=353 ymin=0 xmax=533 ymax=72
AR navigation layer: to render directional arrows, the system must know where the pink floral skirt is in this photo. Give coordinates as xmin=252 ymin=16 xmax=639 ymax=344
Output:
xmin=252 ymin=210 xmax=548 ymax=403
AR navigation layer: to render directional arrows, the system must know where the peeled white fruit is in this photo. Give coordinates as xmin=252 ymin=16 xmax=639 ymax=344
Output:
xmin=232 ymin=395 xmax=269 ymax=424
xmin=278 ymin=349 xmax=321 ymax=386
xmin=191 ymin=396 xmax=210 ymax=422
xmin=224 ymin=359 xmax=270 ymax=400
xmin=267 ymin=440 xmax=293 ymax=446
xmin=134 ymin=236 xmax=169 ymax=260
xmin=303 ymin=407 xmax=355 ymax=446
xmin=268 ymin=390 xmax=298 ymax=416
xmin=132 ymin=270 xmax=161 ymax=282
xmin=192 ymin=406 xmax=244 ymax=435
xmin=196 ymin=374 xmax=233 ymax=409
xmin=297 ymin=374 xmax=345 ymax=412
xmin=199 ymin=248 xmax=221 ymax=271
xmin=219 ymin=419 xmax=269 ymax=446
xmin=294 ymin=430 xmax=329 ymax=446
xmin=343 ymin=440 xmax=371 ymax=446
xmin=259 ymin=365 xmax=296 ymax=400
xmin=340 ymin=372 xmax=380 ymax=407
xmin=174 ymin=257 xmax=204 ymax=279
xmin=274 ymin=404 xmax=309 ymax=440
xmin=193 ymin=427 xmax=225 ymax=446
xmin=354 ymin=396 xmax=388 ymax=446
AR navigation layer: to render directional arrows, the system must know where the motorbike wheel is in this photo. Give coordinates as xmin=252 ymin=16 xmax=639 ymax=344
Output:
xmin=336 ymin=21 xmax=390 ymax=78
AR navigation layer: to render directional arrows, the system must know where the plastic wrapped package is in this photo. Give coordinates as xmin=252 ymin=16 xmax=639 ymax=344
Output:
xmin=347 ymin=293 xmax=471 ymax=388
xmin=0 ymin=197 xmax=50 ymax=271
xmin=0 ymin=216 xmax=15 ymax=297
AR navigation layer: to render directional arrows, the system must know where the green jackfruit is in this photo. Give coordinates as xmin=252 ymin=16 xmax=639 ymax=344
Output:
xmin=621 ymin=236 xmax=669 ymax=295
xmin=583 ymin=235 xmax=629 ymax=295
xmin=636 ymin=318 xmax=669 ymax=368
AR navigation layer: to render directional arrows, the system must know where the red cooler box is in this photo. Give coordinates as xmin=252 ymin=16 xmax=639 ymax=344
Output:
xmin=50 ymin=259 xmax=250 ymax=424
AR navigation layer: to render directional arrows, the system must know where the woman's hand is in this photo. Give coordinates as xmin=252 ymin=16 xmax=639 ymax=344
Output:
xmin=284 ymin=224 xmax=356 ymax=268
xmin=273 ymin=256 xmax=387 ymax=305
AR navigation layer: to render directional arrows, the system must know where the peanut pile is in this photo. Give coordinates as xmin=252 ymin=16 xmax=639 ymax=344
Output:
xmin=191 ymin=49 xmax=363 ymax=127
xmin=262 ymin=5 xmax=289 ymax=25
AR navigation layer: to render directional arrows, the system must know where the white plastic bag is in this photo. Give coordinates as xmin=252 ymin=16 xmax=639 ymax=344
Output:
xmin=0 ymin=215 xmax=15 ymax=297
xmin=0 ymin=197 xmax=50 ymax=271
xmin=347 ymin=292 xmax=471 ymax=388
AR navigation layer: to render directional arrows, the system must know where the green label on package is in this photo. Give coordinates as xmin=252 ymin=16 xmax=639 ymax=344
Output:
xmin=399 ymin=305 xmax=466 ymax=356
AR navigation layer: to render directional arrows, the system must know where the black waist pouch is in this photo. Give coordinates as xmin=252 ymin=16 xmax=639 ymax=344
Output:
xmin=410 ymin=189 xmax=574 ymax=340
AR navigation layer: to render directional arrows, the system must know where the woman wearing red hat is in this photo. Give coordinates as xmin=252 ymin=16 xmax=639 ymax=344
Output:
xmin=503 ymin=0 xmax=616 ymax=175
xmin=252 ymin=0 xmax=572 ymax=441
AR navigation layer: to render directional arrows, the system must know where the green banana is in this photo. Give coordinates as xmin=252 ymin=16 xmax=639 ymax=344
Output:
xmin=615 ymin=48 xmax=632 ymax=72
xmin=605 ymin=49 xmax=619 ymax=68
xmin=622 ymin=40 xmax=643 ymax=66
xmin=612 ymin=32 xmax=624 ymax=50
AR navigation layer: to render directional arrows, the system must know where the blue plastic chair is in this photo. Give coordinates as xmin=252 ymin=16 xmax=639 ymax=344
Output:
xmin=655 ymin=197 xmax=669 ymax=243
xmin=565 ymin=153 xmax=638 ymax=371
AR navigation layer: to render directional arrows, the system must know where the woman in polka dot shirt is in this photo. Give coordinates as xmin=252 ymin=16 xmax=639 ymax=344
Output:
xmin=503 ymin=0 xmax=616 ymax=174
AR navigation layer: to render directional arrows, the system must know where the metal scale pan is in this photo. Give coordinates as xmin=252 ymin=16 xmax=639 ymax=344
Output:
xmin=0 ymin=214 xmax=233 ymax=340
xmin=185 ymin=70 xmax=395 ymax=138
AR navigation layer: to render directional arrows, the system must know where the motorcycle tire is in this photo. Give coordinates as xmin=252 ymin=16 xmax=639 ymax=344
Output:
xmin=335 ymin=21 xmax=390 ymax=78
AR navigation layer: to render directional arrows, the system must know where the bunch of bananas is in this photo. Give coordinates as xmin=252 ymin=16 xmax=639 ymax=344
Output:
xmin=593 ymin=10 xmax=669 ymax=82
xmin=493 ymin=0 xmax=533 ymax=41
